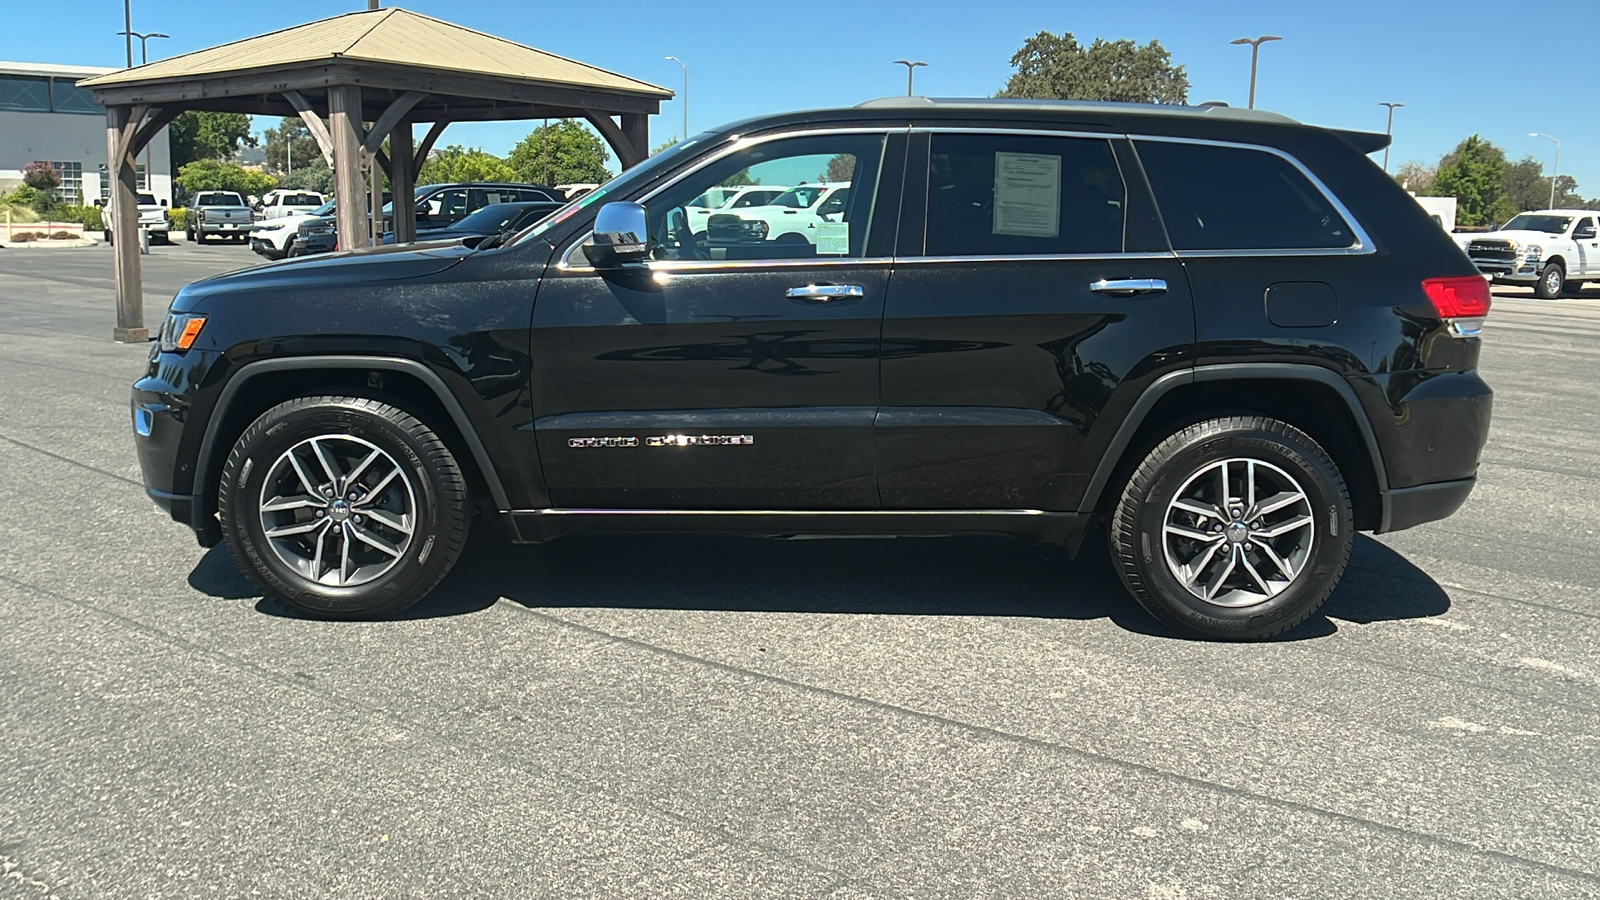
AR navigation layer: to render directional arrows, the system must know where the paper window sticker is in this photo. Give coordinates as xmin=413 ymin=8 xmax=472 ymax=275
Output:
xmin=993 ymin=151 xmax=1062 ymax=239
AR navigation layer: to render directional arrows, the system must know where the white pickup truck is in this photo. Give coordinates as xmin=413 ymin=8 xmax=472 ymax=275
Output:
xmin=256 ymin=190 xmax=326 ymax=220
xmin=100 ymin=191 xmax=170 ymax=245
xmin=705 ymin=183 xmax=851 ymax=251
xmin=1463 ymin=208 xmax=1600 ymax=298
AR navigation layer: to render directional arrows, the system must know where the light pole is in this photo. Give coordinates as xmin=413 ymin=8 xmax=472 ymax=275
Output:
xmin=118 ymin=30 xmax=167 ymax=194
xmin=123 ymin=0 xmax=132 ymax=67
xmin=894 ymin=60 xmax=927 ymax=96
xmin=1379 ymin=102 xmax=1403 ymax=172
xmin=665 ymin=56 xmax=687 ymax=142
xmin=1230 ymin=36 xmax=1281 ymax=109
xmin=1530 ymin=132 xmax=1561 ymax=209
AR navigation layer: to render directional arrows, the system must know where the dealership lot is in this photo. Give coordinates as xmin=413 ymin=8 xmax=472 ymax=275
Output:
xmin=1 ymin=245 xmax=1598 ymax=898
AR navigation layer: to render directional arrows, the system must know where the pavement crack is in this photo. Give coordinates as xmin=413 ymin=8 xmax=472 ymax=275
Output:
xmin=504 ymin=602 xmax=1600 ymax=887
xmin=0 ymin=433 xmax=143 ymax=488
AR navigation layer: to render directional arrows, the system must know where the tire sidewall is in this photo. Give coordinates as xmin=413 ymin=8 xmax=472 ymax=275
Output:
xmin=1127 ymin=425 xmax=1352 ymax=638
xmin=1538 ymin=263 xmax=1564 ymax=299
xmin=222 ymin=400 xmax=456 ymax=616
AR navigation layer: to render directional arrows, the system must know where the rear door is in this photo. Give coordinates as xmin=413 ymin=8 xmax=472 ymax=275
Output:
xmin=876 ymin=129 xmax=1194 ymax=510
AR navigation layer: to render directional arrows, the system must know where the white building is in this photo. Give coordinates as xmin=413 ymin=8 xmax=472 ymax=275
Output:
xmin=0 ymin=61 xmax=173 ymax=207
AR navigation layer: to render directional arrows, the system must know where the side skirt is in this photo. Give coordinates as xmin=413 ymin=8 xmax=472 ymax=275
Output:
xmin=506 ymin=509 xmax=1090 ymax=554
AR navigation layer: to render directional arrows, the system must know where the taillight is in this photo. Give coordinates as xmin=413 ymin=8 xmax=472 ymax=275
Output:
xmin=1421 ymin=276 xmax=1490 ymax=337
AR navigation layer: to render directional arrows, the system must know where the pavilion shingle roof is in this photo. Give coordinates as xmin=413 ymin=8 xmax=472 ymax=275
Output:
xmin=78 ymin=7 xmax=671 ymax=99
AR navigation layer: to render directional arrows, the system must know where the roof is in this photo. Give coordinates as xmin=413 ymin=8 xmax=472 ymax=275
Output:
xmin=0 ymin=60 xmax=116 ymax=79
xmin=77 ymin=7 xmax=670 ymax=100
xmin=856 ymin=96 xmax=1299 ymax=124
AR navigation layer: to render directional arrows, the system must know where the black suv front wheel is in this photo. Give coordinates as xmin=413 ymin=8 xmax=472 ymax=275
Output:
xmin=1111 ymin=416 xmax=1352 ymax=640
xmin=218 ymin=396 xmax=470 ymax=618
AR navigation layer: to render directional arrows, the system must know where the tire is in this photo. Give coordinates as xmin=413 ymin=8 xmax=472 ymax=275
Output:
xmin=196 ymin=230 xmax=209 ymax=245
xmin=218 ymin=396 xmax=470 ymax=619
xmin=1110 ymin=416 xmax=1353 ymax=641
xmin=1535 ymin=261 xmax=1565 ymax=299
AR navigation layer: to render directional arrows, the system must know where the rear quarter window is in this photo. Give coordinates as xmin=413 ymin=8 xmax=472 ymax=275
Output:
xmin=1135 ymin=140 xmax=1355 ymax=251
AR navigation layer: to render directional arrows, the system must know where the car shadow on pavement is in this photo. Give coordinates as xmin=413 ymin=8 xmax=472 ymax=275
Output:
xmin=188 ymin=529 xmax=1451 ymax=640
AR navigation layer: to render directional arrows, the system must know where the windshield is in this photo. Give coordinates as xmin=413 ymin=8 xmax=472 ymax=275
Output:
xmin=767 ymin=186 xmax=827 ymax=208
xmin=1502 ymin=214 xmax=1574 ymax=234
xmin=309 ymin=200 xmax=336 ymax=216
xmin=509 ymin=132 xmax=719 ymax=248
xmin=688 ymin=188 xmax=735 ymax=209
xmin=452 ymin=203 xmax=529 ymax=232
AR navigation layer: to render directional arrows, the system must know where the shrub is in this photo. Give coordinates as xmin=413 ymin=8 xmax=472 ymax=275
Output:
xmin=168 ymin=207 xmax=188 ymax=233
xmin=50 ymin=230 xmax=74 ymax=240
xmin=10 ymin=231 xmax=35 ymax=242
xmin=51 ymin=205 xmax=103 ymax=230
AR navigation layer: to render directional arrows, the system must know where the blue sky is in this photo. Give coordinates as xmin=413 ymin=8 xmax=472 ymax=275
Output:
xmin=10 ymin=0 xmax=1599 ymax=195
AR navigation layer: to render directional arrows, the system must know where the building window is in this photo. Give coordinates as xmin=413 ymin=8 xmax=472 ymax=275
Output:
xmin=97 ymin=163 xmax=148 ymax=201
xmin=0 ymin=75 xmax=51 ymax=111
xmin=46 ymin=161 xmax=84 ymax=204
xmin=49 ymin=78 xmax=101 ymax=115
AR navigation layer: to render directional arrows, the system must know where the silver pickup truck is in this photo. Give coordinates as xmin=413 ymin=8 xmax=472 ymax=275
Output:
xmin=186 ymin=191 xmax=253 ymax=244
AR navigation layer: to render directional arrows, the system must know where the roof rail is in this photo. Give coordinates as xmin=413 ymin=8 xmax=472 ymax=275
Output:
xmin=854 ymin=96 xmax=1299 ymax=124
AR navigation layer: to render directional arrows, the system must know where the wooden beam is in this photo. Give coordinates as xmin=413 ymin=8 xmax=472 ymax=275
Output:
xmin=284 ymin=90 xmax=335 ymax=167
xmin=621 ymin=113 xmax=649 ymax=170
xmin=389 ymin=119 xmax=416 ymax=243
xmin=363 ymin=91 xmax=427 ymax=155
xmin=106 ymin=105 xmax=146 ymax=343
xmin=329 ymin=85 xmax=369 ymax=250
xmin=368 ymin=149 xmax=384 ymax=247
xmin=585 ymin=112 xmax=642 ymax=170
xmin=414 ymin=120 xmax=449 ymax=171
xmin=128 ymin=105 xmax=181 ymax=158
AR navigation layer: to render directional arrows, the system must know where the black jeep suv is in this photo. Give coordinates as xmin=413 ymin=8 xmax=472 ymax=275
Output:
xmin=132 ymin=98 xmax=1492 ymax=640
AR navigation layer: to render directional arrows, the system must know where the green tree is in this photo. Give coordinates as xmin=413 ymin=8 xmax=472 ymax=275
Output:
xmin=175 ymin=159 xmax=278 ymax=200
xmin=652 ymin=138 xmax=678 ymax=155
xmin=1392 ymin=161 xmax=1435 ymax=196
xmin=281 ymin=157 xmax=334 ymax=194
xmin=823 ymin=154 xmax=855 ymax=183
xmin=997 ymin=31 xmax=1188 ymax=104
xmin=261 ymin=117 xmax=321 ymax=175
xmin=168 ymin=112 xmax=256 ymax=169
xmin=1433 ymin=135 xmax=1512 ymax=226
xmin=417 ymin=145 xmax=516 ymax=185
xmin=507 ymin=120 xmax=613 ymax=185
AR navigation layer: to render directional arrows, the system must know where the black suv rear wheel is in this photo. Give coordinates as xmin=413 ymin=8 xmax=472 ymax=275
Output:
xmin=218 ymin=396 xmax=469 ymax=618
xmin=1110 ymin=416 xmax=1352 ymax=640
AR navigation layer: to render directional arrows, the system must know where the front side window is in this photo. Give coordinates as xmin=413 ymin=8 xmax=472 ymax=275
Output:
xmin=1576 ymin=217 xmax=1596 ymax=238
xmin=1136 ymin=140 xmax=1355 ymax=251
xmin=640 ymin=132 xmax=885 ymax=262
xmin=421 ymin=188 xmax=469 ymax=221
xmin=925 ymin=133 xmax=1126 ymax=257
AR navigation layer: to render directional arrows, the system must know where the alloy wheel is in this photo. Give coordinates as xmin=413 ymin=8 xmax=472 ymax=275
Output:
xmin=1161 ymin=457 xmax=1315 ymax=608
xmin=257 ymin=434 xmax=417 ymax=587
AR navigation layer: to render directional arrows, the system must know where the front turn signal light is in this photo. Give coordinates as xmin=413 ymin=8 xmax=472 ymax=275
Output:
xmin=159 ymin=313 xmax=207 ymax=352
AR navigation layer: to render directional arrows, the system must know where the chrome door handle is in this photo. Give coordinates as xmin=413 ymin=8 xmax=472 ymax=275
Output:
xmin=1090 ymin=278 xmax=1168 ymax=295
xmin=786 ymin=284 xmax=865 ymax=302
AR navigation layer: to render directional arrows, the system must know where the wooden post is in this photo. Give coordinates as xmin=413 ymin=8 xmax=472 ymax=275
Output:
xmin=107 ymin=105 xmax=147 ymax=342
xmin=368 ymin=149 xmax=383 ymax=246
xmin=328 ymin=85 xmax=368 ymax=251
xmin=389 ymin=119 xmax=416 ymax=243
xmin=621 ymin=113 xmax=649 ymax=170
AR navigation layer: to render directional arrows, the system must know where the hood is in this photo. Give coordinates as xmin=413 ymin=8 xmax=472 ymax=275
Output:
xmin=173 ymin=241 xmax=476 ymax=308
xmin=1472 ymin=229 xmax=1561 ymax=245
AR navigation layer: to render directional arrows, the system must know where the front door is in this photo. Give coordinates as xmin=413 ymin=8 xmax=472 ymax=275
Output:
xmin=530 ymin=130 xmax=906 ymax=510
xmin=877 ymin=130 xmax=1195 ymax=510
xmin=1572 ymin=216 xmax=1597 ymax=276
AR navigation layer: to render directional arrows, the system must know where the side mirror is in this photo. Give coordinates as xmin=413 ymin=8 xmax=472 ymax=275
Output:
xmin=160 ymin=199 xmax=168 ymax=207
xmin=587 ymin=201 xmax=650 ymax=267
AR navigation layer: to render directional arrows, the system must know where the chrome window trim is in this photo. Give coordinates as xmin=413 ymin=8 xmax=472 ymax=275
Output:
xmin=1129 ymin=134 xmax=1376 ymax=256
xmin=556 ymin=125 xmax=904 ymax=274
xmin=894 ymin=252 xmax=1174 ymax=264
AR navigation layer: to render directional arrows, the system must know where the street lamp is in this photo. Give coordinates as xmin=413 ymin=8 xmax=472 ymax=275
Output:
xmin=1379 ymin=102 xmax=1403 ymax=172
xmin=665 ymin=56 xmax=687 ymax=142
xmin=117 ymin=30 xmax=167 ymax=196
xmin=1530 ymin=132 xmax=1561 ymax=209
xmin=894 ymin=60 xmax=927 ymax=97
xmin=1229 ymin=36 xmax=1281 ymax=109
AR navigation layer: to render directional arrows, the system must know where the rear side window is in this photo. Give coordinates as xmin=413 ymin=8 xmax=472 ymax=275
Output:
xmin=926 ymin=133 xmax=1125 ymax=256
xmin=1135 ymin=141 xmax=1355 ymax=251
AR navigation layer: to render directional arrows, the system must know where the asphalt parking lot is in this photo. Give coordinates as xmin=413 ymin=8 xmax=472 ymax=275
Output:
xmin=1 ymin=242 xmax=1598 ymax=898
